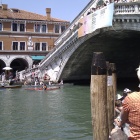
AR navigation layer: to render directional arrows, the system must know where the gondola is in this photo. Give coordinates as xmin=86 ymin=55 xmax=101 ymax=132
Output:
xmin=0 ymin=85 xmax=22 ymax=89
xmin=25 ymin=86 xmax=60 ymax=91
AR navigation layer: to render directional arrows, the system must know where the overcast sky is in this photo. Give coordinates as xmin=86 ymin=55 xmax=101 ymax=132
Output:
xmin=3 ymin=0 xmax=91 ymax=22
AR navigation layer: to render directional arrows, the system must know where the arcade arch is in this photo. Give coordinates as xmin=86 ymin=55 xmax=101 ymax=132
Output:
xmin=10 ymin=58 xmax=28 ymax=76
xmin=0 ymin=59 xmax=6 ymax=74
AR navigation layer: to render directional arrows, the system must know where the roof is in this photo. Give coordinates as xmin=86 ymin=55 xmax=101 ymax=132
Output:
xmin=0 ymin=5 xmax=69 ymax=23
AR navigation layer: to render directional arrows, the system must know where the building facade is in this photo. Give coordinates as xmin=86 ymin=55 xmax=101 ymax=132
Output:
xmin=0 ymin=4 xmax=70 ymax=76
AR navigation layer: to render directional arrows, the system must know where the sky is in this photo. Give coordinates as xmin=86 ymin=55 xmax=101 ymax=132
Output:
xmin=3 ymin=0 xmax=91 ymax=22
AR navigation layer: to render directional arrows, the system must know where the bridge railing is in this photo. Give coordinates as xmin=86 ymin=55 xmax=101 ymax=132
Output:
xmin=114 ymin=2 xmax=140 ymax=14
xmin=39 ymin=31 xmax=78 ymax=70
xmin=39 ymin=23 xmax=79 ymax=66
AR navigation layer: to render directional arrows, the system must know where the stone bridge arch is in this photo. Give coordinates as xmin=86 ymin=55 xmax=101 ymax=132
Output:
xmin=24 ymin=2 xmax=140 ymax=83
xmin=58 ymin=27 xmax=140 ymax=82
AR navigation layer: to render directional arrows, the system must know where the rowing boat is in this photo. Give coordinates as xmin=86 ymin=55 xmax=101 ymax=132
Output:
xmin=0 ymin=85 xmax=22 ymax=89
xmin=25 ymin=86 xmax=60 ymax=91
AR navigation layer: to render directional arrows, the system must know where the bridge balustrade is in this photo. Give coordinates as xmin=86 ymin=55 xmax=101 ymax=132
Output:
xmin=39 ymin=27 xmax=79 ymax=66
xmin=40 ymin=32 xmax=78 ymax=70
xmin=115 ymin=2 xmax=140 ymax=14
xmin=39 ymin=23 xmax=80 ymax=66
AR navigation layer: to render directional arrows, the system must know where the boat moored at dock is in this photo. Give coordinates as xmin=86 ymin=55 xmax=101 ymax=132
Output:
xmin=0 ymin=85 xmax=22 ymax=89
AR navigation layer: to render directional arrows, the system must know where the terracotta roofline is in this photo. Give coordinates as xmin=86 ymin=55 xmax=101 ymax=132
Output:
xmin=0 ymin=18 xmax=69 ymax=25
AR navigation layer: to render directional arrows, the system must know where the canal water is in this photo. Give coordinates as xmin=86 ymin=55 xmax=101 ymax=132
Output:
xmin=0 ymin=81 xmax=138 ymax=140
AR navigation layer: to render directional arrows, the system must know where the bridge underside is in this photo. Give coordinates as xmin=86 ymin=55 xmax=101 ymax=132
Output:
xmin=60 ymin=30 xmax=140 ymax=83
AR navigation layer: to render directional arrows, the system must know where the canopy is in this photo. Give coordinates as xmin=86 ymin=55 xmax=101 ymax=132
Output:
xmin=31 ymin=56 xmax=45 ymax=60
xmin=3 ymin=66 xmax=12 ymax=70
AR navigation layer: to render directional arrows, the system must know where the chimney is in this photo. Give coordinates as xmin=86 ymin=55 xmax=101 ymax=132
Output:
xmin=46 ymin=8 xmax=51 ymax=20
xmin=2 ymin=4 xmax=8 ymax=10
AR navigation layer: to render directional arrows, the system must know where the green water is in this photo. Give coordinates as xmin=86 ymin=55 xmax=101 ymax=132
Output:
xmin=0 ymin=85 xmax=93 ymax=140
xmin=0 ymin=81 xmax=138 ymax=140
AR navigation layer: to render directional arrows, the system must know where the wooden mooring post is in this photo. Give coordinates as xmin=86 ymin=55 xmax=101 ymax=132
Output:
xmin=106 ymin=61 xmax=114 ymax=134
xmin=90 ymin=52 xmax=109 ymax=140
xmin=110 ymin=63 xmax=117 ymax=117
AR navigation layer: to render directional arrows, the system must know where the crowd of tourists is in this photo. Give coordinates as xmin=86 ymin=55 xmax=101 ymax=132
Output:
xmin=86 ymin=0 xmax=130 ymax=16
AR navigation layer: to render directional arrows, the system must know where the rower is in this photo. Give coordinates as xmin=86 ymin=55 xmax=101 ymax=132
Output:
xmin=43 ymin=85 xmax=47 ymax=90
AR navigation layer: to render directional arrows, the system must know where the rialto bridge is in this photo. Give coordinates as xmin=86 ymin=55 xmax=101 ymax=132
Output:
xmin=21 ymin=0 xmax=140 ymax=83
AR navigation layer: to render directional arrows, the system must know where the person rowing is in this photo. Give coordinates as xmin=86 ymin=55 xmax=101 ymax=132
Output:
xmin=43 ymin=85 xmax=47 ymax=90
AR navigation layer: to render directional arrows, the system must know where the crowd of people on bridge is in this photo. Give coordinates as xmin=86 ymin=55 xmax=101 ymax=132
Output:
xmin=86 ymin=0 xmax=131 ymax=16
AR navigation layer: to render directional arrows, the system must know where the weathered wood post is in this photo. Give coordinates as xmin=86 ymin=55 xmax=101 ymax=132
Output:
xmin=110 ymin=63 xmax=117 ymax=99
xmin=90 ymin=52 xmax=109 ymax=140
xmin=106 ymin=61 xmax=114 ymax=134
xmin=110 ymin=63 xmax=117 ymax=117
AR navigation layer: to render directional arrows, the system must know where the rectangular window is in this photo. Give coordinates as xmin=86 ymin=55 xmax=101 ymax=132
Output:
xmin=20 ymin=24 xmax=25 ymax=32
xmin=13 ymin=42 xmax=18 ymax=50
xmin=61 ymin=25 xmax=66 ymax=33
xmin=35 ymin=24 xmax=40 ymax=32
xmin=55 ymin=25 xmax=59 ymax=33
xmin=35 ymin=43 xmax=40 ymax=50
xmin=42 ymin=43 xmax=47 ymax=51
xmin=12 ymin=23 xmax=17 ymax=31
xmin=20 ymin=42 xmax=25 ymax=50
xmin=42 ymin=25 xmax=46 ymax=33
xmin=0 ymin=42 xmax=2 ymax=50
xmin=0 ymin=23 xmax=2 ymax=31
